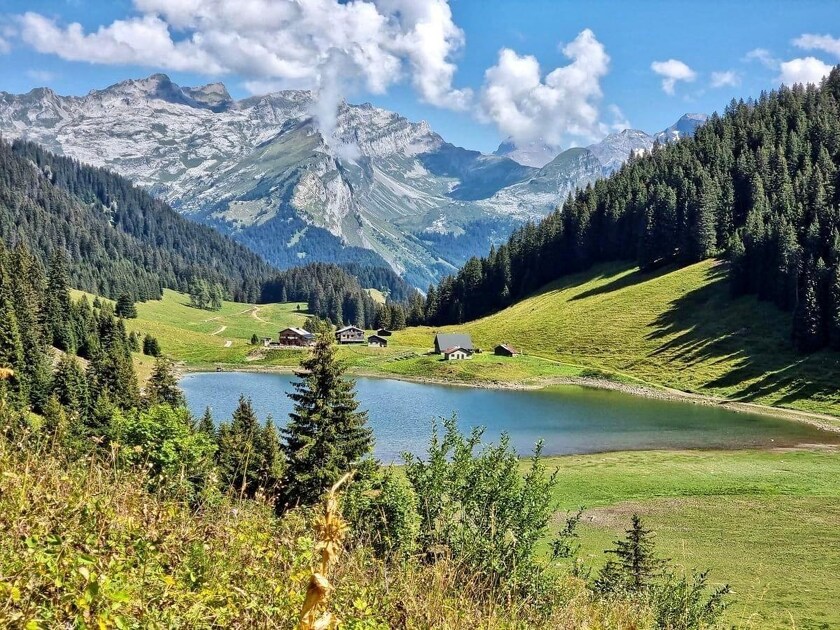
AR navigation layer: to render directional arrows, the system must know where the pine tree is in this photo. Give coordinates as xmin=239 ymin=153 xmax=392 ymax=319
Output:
xmin=595 ymin=514 xmax=664 ymax=593
xmin=197 ymin=407 xmax=215 ymax=437
xmin=793 ymin=258 xmax=826 ymax=352
xmin=0 ymin=298 xmax=25 ymax=406
xmin=52 ymin=353 xmax=89 ymax=421
xmin=45 ymin=252 xmax=76 ymax=352
xmin=115 ymin=292 xmax=138 ymax=319
xmin=146 ymin=357 xmax=185 ymax=407
xmin=216 ymin=396 xmax=263 ymax=497
xmin=143 ymin=334 xmax=161 ymax=357
xmin=279 ymin=332 xmax=373 ymax=509
xmin=829 ymin=262 xmax=840 ymax=350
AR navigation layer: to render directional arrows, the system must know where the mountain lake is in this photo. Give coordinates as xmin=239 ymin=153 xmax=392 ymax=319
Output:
xmin=180 ymin=371 xmax=840 ymax=463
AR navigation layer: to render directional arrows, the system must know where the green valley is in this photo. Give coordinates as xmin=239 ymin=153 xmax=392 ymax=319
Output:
xmin=120 ymin=259 xmax=840 ymax=424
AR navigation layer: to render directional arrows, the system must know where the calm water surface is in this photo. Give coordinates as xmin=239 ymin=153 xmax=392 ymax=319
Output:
xmin=180 ymin=371 xmax=840 ymax=463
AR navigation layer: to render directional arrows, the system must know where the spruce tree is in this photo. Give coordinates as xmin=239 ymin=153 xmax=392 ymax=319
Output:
xmin=52 ymin=354 xmax=89 ymax=421
xmin=45 ymin=252 xmax=76 ymax=352
xmin=216 ymin=396 xmax=263 ymax=497
xmin=197 ymin=407 xmax=215 ymax=436
xmin=595 ymin=514 xmax=664 ymax=593
xmin=115 ymin=292 xmax=138 ymax=319
xmin=146 ymin=357 xmax=185 ymax=408
xmin=279 ymin=332 xmax=373 ymax=509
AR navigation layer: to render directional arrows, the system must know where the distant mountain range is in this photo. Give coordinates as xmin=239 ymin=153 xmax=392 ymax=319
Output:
xmin=0 ymin=74 xmax=707 ymax=287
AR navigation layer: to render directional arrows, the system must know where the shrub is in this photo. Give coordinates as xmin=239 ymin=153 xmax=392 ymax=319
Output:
xmin=109 ymin=404 xmax=217 ymax=498
xmin=403 ymin=416 xmax=558 ymax=600
xmin=343 ymin=469 xmax=420 ymax=557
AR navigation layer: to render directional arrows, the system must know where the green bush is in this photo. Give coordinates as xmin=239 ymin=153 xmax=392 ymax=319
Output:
xmin=109 ymin=404 xmax=217 ymax=498
xmin=403 ymin=416 xmax=558 ymax=599
xmin=343 ymin=469 xmax=420 ymax=557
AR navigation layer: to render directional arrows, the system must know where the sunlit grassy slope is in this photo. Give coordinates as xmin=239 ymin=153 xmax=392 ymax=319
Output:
xmin=542 ymin=448 xmax=840 ymax=629
xmin=84 ymin=258 xmax=840 ymax=417
xmin=391 ymin=259 xmax=840 ymax=417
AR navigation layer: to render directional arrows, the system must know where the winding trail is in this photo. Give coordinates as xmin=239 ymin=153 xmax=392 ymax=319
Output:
xmin=210 ymin=325 xmax=227 ymax=336
xmin=224 ymin=340 xmax=232 ymax=348
xmin=250 ymin=306 xmax=270 ymax=324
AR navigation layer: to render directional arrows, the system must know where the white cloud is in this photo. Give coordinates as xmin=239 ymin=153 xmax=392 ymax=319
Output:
xmin=778 ymin=56 xmax=833 ymax=85
xmin=479 ymin=29 xmax=611 ymax=147
xmin=793 ymin=33 xmax=840 ymax=59
xmin=744 ymin=48 xmax=778 ymax=69
xmin=26 ymin=69 xmax=56 ymax=82
xmin=14 ymin=0 xmax=472 ymax=136
xmin=651 ymin=59 xmax=696 ymax=95
xmin=0 ymin=36 xmax=9 ymax=54
xmin=607 ymin=104 xmax=631 ymax=132
xmin=710 ymin=70 xmax=739 ymax=88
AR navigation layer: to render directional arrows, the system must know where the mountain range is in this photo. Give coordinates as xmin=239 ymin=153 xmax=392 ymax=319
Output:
xmin=0 ymin=74 xmax=706 ymax=287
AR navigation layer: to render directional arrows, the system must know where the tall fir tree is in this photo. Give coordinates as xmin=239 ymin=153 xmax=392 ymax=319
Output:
xmin=279 ymin=332 xmax=373 ymax=509
xmin=146 ymin=357 xmax=185 ymax=408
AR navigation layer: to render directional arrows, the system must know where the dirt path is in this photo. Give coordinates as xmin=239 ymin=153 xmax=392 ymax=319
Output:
xmin=210 ymin=325 xmax=227 ymax=336
xmin=224 ymin=340 xmax=232 ymax=348
xmin=250 ymin=306 xmax=270 ymax=324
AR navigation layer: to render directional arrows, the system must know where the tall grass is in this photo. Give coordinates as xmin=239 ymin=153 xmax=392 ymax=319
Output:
xmin=0 ymin=426 xmax=663 ymax=628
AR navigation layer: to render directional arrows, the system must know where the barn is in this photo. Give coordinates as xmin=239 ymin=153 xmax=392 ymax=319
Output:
xmin=368 ymin=334 xmax=388 ymax=347
xmin=494 ymin=344 xmax=518 ymax=357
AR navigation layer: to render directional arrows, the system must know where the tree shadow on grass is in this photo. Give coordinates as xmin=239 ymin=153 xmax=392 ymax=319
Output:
xmin=570 ymin=263 xmax=679 ymax=302
xmin=644 ymin=263 xmax=840 ymax=408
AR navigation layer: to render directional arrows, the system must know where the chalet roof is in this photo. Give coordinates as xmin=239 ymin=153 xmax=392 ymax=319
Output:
xmin=443 ymin=345 xmax=472 ymax=355
xmin=435 ymin=333 xmax=473 ymax=350
xmin=280 ymin=327 xmax=313 ymax=337
xmin=336 ymin=325 xmax=364 ymax=333
xmin=496 ymin=343 xmax=518 ymax=353
xmin=368 ymin=334 xmax=388 ymax=342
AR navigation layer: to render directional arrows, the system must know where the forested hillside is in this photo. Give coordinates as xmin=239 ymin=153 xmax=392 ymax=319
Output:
xmin=0 ymin=139 xmax=280 ymax=301
xmin=427 ymin=69 xmax=840 ymax=353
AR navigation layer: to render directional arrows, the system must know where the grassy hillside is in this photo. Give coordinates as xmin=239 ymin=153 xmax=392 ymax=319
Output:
xmin=544 ymin=448 xmax=840 ymax=629
xmin=104 ymin=259 xmax=840 ymax=419
xmin=394 ymin=259 xmax=840 ymax=418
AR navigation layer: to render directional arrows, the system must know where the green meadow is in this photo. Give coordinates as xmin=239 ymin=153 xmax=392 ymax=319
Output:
xmin=543 ymin=448 xmax=840 ymax=629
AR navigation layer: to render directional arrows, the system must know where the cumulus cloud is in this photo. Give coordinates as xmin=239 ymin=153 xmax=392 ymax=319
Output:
xmin=744 ymin=48 xmax=778 ymax=68
xmin=793 ymin=33 xmax=840 ymax=59
xmin=778 ymin=57 xmax=833 ymax=85
xmin=479 ymin=29 xmax=611 ymax=147
xmin=14 ymin=0 xmax=472 ymax=137
xmin=0 ymin=36 xmax=9 ymax=54
xmin=710 ymin=70 xmax=739 ymax=88
xmin=651 ymin=59 xmax=696 ymax=95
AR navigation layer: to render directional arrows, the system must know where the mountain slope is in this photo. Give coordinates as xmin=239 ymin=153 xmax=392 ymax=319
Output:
xmin=0 ymin=74 xmax=707 ymax=287
xmin=0 ymin=75 xmax=540 ymax=286
xmin=401 ymin=260 xmax=840 ymax=418
xmin=427 ymin=73 xmax=840 ymax=355
xmin=0 ymin=138 xmax=276 ymax=301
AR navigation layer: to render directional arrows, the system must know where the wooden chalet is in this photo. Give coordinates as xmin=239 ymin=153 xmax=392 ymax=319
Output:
xmin=494 ymin=344 xmax=518 ymax=357
xmin=367 ymin=334 xmax=388 ymax=347
xmin=277 ymin=327 xmax=315 ymax=347
xmin=434 ymin=333 xmax=474 ymax=354
xmin=443 ymin=346 xmax=473 ymax=361
xmin=377 ymin=328 xmax=393 ymax=336
xmin=335 ymin=325 xmax=366 ymax=344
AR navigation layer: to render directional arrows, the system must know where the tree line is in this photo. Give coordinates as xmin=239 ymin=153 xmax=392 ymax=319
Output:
xmin=424 ymin=69 xmax=840 ymax=353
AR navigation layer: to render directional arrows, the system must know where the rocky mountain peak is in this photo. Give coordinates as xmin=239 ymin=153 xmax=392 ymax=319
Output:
xmin=493 ymin=138 xmax=561 ymax=168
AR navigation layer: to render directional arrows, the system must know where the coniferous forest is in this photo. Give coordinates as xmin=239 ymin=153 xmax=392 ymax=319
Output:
xmin=425 ymin=70 xmax=840 ymax=353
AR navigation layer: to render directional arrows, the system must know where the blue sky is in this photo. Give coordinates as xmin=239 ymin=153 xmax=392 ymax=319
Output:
xmin=1 ymin=0 xmax=838 ymax=152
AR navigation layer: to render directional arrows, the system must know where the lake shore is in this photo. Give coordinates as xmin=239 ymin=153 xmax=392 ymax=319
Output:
xmin=180 ymin=363 xmax=840 ymax=435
